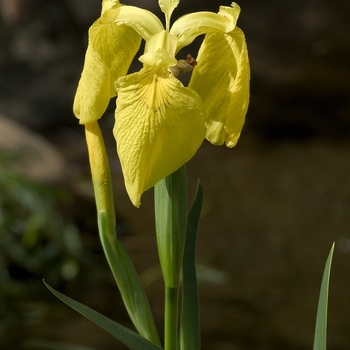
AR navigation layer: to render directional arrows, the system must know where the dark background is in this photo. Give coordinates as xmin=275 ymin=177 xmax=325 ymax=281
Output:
xmin=1 ymin=0 xmax=350 ymax=349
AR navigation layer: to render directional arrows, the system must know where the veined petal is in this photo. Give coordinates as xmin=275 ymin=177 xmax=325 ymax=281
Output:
xmin=114 ymin=68 xmax=206 ymax=207
xmin=73 ymin=19 xmax=141 ymax=124
xmin=171 ymin=3 xmax=241 ymax=52
xmin=158 ymin=0 xmax=179 ymax=30
xmin=88 ymin=19 xmax=141 ymax=85
xmin=101 ymin=5 xmax=164 ymax=40
xmin=189 ymin=27 xmax=250 ymax=147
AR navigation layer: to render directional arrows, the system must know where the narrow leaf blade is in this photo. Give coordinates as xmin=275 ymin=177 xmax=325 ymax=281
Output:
xmin=44 ymin=282 xmax=163 ymax=350
xmin=313 ymin=242 xmax=335 ymax=350
xmin=98 ymin=211 xmax=160 ymax=345
xmin=180 ymin=181 xmax=203 ymax=350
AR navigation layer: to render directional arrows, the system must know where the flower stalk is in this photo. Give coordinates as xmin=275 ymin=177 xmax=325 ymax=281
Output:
xmin=85 ymin=121 xmax=160 ymax=346
xmin=164 ymin=286 xmax=179 ymax=350
xmin=154 ymin=166 xmax=187 ymax=349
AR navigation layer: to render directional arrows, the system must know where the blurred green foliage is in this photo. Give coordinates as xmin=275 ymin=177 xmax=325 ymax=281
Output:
xmin=0 ymin=150 xmax=83 ymax=339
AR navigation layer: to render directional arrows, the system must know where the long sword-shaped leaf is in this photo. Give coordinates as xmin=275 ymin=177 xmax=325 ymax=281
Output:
xmin=179 ymin=181 xmax=203 ymax=350
xmin=44 ymin=282 xmax=163 ymax=350
xmin=313 ymin=242 xmax=335 ymax=350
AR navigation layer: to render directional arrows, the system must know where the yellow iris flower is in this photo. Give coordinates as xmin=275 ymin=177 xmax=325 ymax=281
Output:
xmin=73 ymin=0 xmax=250 ymax=207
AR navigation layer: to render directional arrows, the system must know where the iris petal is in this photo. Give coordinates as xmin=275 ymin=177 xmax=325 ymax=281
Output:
xmin=101 ymin=0 xmax=120 ymax=14
xmin=101 ymin=5 xmax=164 ymax=40
xmin=171 ymin=3 xmax=241 ymax=52
xmin=114 ymin=68 xmax=206 ymax=207
xmin=158 ymin=0 xmax=179 ymax=30
xmin=189 ymin=27 xmax=250 ymax=147
xmin=73 ymin=19 xmax=141 ymax=124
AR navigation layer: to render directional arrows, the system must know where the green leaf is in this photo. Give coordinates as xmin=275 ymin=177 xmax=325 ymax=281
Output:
xmin=155 ymin=165 xmax=188 ymax=288
xmin=98 ymin=210 xmax=161 ymax=345
xmin=84 ymin=122 xmax=160 ymax=345
xmin=179 ymin=181 xmax=203 ymax=350
xmin=44 ymin=282 xmax=163 ymax=350
xmin=313 ymin=242 xmax=335 ymax=350
xmin=155 ymin=166 xmax=188 ymax=349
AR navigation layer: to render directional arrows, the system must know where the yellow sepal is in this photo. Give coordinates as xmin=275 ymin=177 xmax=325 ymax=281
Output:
xmin=73 ymin=19 xmax=141 ymax=124
xmin=114 ymin=68 xmax=206 ymax=207
xmin=189 ymin=27 xmax=250 ymax=147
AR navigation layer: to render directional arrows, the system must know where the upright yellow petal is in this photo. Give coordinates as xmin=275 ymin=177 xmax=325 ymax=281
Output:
xmin=114 ymin=68 xmax=206 ymax=207
xmin=101 ymin=0 xmax=120 ymax=14
xmin=189 ymin=27 xmax=250 ymax=147
xmin=158 ymin=0 xmax=179 ymax=30
xmin=171 ymin=3 xmax=240 ymax=52
xmin=101 ymin=5 xmax=164 ymax=40
xmin=73 ymin=19 xmax=141 ymax=124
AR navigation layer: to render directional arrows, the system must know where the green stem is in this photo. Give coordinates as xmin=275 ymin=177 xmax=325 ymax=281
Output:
xmin=154 ymin=166 xmax=188 ymax=349
xmin=154 ymin=166 xmax=187 ymax=288
xmin=85 ymin=122 xmax=160 ymax=346
xmin=164 ymin=286 xmax=179 ymax=350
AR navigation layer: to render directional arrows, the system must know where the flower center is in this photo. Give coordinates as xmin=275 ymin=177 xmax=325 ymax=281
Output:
xmin=168 ymin=54 xmax=197 ymax=77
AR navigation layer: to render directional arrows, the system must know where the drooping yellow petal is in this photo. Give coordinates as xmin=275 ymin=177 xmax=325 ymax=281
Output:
xmin=73 ymin=19 xmax=141 ymax=124
xmin=73 ymin=45 xmax=110 ymax=124
xmin=189 ymin=27 xmax=250 ymax=147
xmin=114 ymin=68 xmax=206 ymax=207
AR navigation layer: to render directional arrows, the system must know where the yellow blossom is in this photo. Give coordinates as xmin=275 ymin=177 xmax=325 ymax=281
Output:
xmin=74 ymin=0 xmax=250 ymax=207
